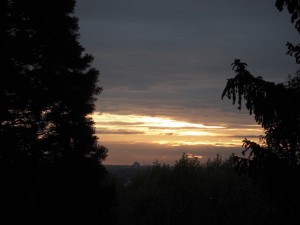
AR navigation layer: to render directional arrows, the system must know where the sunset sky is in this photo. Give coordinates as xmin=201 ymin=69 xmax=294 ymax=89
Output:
xmin=75 ymin=0 xmax=298 ymax=165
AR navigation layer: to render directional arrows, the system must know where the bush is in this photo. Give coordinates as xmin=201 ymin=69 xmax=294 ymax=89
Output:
xmin=115 ymin=153 xmax=279 ymax=225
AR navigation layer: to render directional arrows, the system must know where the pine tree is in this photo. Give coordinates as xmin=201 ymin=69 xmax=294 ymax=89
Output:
xmin=1 ymin=1 xmax=113 ymax=223
xmin=0 ymin=0 xmax=107 ymax=168
xmin=221 ymin=3 xmax=300 ymax=215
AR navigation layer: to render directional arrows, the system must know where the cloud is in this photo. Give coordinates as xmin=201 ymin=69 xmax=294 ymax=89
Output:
xmin=96 ymin=121 xmax=143 ymax=126
xmin=185 ymin=153 xmax=204 ymax=159
xmin=76 ymin=0 xmax=298 ymax=164
xmin=229 ymin=135 xmax=262 ymax=139
xmin=92 ymin=113 xmax=263 ymax=155
xmin=93 ymin=112 xmax=226 ymax=129
xmin=96 ymin=129 xmax=144 ymax=135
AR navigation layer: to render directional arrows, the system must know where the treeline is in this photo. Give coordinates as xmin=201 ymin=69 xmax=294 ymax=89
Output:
xmin=109 ymin=154 xmax=289 ymax=225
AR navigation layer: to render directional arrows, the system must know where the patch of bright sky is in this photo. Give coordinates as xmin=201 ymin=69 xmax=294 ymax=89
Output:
xmin=91 ymin=112 xmax=263 ymax=148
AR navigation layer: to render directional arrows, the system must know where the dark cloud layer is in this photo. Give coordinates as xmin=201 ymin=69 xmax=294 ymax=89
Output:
xmin=75 ymin=0 xmax=298 ymax=117
xmin=75 ymin=1 xmax=298 ymax=164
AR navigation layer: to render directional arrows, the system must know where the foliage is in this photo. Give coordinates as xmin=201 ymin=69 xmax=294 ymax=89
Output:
xmin=222 ymin=0 xmax=300 ymax=166
xmin=0 ymin=1 xmax=112 ymax=223
xmin=222 ymin=1 xmax=300 ymax=221
xmin=0 ymin=0 xmax=107 ymax=168
xmin=222 ymin=59 xmax=300 ymax=165
xmin=275 ymin=1 xmax=300 ymax=63
xmin=115 ymin=154 xmax=277 ymax=225
xmin=275 ymin=0 xmax=300 ymax=33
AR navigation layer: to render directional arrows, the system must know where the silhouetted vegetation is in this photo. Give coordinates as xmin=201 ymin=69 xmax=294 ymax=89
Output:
xmin=1 ymin=0 xmax=112 ymax=224
xmin=112 ymin=154 xmax=280 ymax=225
xmin=222 ymin=1 xmax=300 ymax=223
xmin=105 ymin=163 xmax=151 ymax=186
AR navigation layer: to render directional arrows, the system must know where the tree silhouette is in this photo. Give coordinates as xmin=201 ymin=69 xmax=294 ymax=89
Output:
xmin=1 ymin=0 xmax=106 ymax=167
xmin=1 ymin=0 xmax=112 ymax=223
xmin=222 ymin=1 xmax=300 ymax=165
xmin=221 ymin=2 xmax=300 ymax=212
xmin=276 ymin=0 xmax=300 ymax=64
xmin=275 ymin=0 xmax=300 ymax=33
xmin=222 ymin=2 xmax=300 ymax=222
xmin=222 ymin=59 xmax=300 ymax=165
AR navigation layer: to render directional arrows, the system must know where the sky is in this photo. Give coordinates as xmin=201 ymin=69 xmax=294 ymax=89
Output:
xmin=75 ymin=0 xmax=299 ymax=165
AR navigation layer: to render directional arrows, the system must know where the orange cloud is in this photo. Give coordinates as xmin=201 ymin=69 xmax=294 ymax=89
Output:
xmin=90 ymin=112 xmax=263 ymax=148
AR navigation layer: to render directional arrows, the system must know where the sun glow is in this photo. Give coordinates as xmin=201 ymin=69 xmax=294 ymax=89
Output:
xmin=90 ymin=112 xmax=263 ymax=148
xmin=91 ymin=113 xmax=224 ymax=129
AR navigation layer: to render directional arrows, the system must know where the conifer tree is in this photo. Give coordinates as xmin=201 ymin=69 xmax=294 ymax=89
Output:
xmin=0 ymin=0 xmax=107 ymax=168
xmin=1 ymin=1 xmax=113 ymax=223
xmin=222 ymin=1 xmax=300 ymax=185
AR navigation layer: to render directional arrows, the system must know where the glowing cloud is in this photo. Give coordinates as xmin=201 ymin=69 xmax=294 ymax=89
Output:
xmin=90 ymin=112 xmax=263 ymax=148
xmin=92 ymin=113 xmax=224 ymax=129
xmin=185 ymin=153 xmax=204 ymax=159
